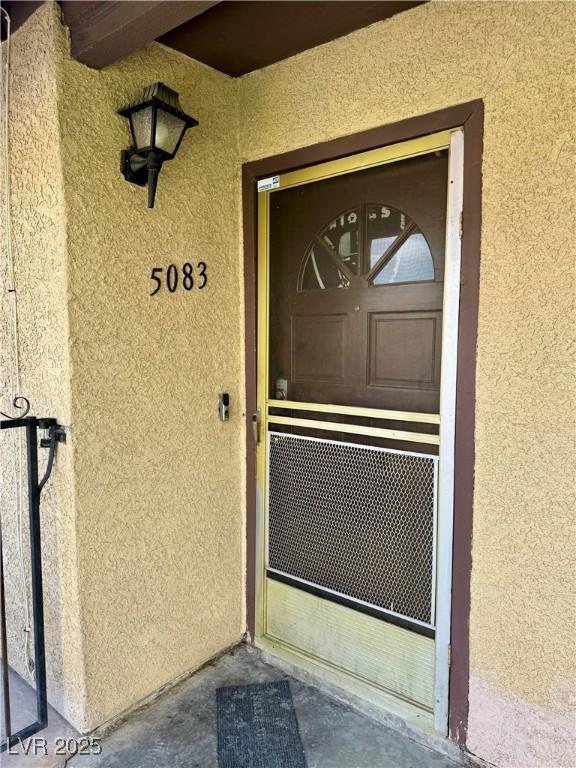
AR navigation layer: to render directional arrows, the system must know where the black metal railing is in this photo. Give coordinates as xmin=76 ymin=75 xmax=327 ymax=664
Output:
xmin=0 ymin=408 xmax=61 ymax=752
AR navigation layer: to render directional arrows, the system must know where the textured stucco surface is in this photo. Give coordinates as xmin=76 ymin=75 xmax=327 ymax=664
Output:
xmin=3 ymin=2 xmax=244 ymax=732
xmin=55 ymin=19 xmax=245 ymax=730
xmin=0 ymin=5 xmax=86 ymax=725
xmin=3 ymin=0 xmax=575 ymax=764
xmin=238 ymin=2 xmax=576 ymax=766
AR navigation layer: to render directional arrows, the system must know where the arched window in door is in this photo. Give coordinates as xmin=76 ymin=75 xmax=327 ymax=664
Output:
xmin=299 ymin=203 xmax=435 ymax=290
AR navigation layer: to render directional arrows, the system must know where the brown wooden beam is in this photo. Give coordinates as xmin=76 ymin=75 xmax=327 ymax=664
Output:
xmin=1 ymin=1 xmax=43 ymax=38
xmin=62 ymin=0 xmax=221 ymax=69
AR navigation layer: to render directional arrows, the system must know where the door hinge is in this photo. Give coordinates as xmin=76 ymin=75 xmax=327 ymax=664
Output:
xmin=448 ymin=644 xmax=452 ymax=668
xmin=459 ymin=211 xmax=463 ymax=240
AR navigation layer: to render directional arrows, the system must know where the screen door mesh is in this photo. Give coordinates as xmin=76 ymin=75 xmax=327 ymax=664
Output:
xmin=267 ymin=432 xmax=437 ymax=627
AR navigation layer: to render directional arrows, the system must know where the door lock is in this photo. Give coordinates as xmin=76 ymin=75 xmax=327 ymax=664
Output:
xmin=274 ymin=378 xmax=288 ymax=400
xmin=251 ymin=409 xmax=261 ymax=445
xmin=218 ymin=392 xmax=230 ymax=422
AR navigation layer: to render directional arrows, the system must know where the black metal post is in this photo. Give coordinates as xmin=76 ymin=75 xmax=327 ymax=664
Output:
xmin=0 ymin=516 xmax=12 ymax=743
xmin=25 ymin=419 xmax=47 ymax=730
xmin=0 ymin=416 xmax=58 ymax=752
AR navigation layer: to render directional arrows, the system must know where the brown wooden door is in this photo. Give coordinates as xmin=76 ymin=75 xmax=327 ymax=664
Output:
xmin=268 ymin=151 xmax=448 ymax=414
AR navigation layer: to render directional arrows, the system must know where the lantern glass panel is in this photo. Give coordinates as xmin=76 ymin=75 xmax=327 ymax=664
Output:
xmin=130 ymin=105 xmax=154 ymax=151
xmin=155 ymin=108 xmax=187 ymax=155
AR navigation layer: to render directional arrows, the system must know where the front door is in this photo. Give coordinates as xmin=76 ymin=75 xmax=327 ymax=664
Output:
xmin=255 ymin=130 xmax=463 ymax=734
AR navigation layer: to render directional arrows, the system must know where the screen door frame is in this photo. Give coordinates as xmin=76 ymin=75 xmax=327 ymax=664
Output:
xmin=256 ymin=129 xmax=460 ymax=734
xmin=242 ymin=101 xmax=483 ymax=746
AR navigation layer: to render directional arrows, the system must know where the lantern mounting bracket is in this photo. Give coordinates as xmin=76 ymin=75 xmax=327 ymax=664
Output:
xmin=120 ymin=150 xmax=149 ymax=188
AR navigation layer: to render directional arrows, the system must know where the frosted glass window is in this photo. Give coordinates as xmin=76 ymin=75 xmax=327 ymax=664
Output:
xmin=366 ymin=205 xmax=407 ymax=269
xmin=373 ymin=231 xmax=434 ymax=285
xmin=155 ymin=110 xmax=187 ymax=154
xmin=319 ymin=208 xmax=359 ymax=273
xmin=130 ymin=107 xmax=186 ymax=155
xmin=300 ymin=246 xmax=351 ymax=290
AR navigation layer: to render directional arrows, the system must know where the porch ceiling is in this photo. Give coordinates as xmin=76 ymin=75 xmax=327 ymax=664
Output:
xmin=158 ymin=1 xmax=426 ymax=77
xmin=1 ymin=1 xmax=426 ymax=74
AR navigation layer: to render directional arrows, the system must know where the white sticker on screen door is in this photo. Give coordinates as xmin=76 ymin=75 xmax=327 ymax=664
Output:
xmin=257 ymin=175 xmax=280 ymax=192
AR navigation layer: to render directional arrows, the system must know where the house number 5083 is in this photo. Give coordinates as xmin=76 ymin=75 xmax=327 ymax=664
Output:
xmin=150 ymin=262 xmax=207 ymax=296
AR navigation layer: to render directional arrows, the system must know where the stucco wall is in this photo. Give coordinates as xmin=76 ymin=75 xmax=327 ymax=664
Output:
xmin=238 ymin=2 xmax=575 ymax=766
xmin=55 ymin=19 xmax=245 ymax=731
xmin=3 ymin=2 xmax=245 ymax=732
xmin=0 ymin=5 xmax=86 ymax=725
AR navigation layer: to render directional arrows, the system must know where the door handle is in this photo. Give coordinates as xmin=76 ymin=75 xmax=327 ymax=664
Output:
xmin=251 ymin=410 xmax=261 ymax=445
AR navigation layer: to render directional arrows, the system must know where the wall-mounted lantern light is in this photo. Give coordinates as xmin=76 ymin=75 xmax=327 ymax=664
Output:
xmin=118 ymin=82 xmax=198 ymax=209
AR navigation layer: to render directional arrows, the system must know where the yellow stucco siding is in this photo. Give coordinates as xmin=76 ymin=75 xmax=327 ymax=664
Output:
xmin=3 ymin=2 xmax=245 ymax=732
xmin=55 ymin=37 xmax=245 ymax=730
xmin=1 ymin=1 xmax=575 ymax=765
xmin=0 ymin=4 xmax=86 ymax=726
xmin=238 ymin=2 xmax=575 ymax=764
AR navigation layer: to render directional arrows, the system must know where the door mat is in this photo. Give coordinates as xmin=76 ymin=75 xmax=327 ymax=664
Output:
xmin=216 ymin=680 xmax=307 ymax=768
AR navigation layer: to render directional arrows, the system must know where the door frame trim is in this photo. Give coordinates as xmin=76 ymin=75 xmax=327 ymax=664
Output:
xmin=242 ymin=100 xmax=484 ymax=746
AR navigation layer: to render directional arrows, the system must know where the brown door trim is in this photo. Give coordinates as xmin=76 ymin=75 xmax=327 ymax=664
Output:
xmin=242 ymin=100 xmax=483 ymax=747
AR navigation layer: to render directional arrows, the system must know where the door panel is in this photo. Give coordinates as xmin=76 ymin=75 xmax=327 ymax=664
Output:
xmin=292 ymin=315 xmax=346 ymax=382
xmin=269 ymin=150 xmax=448 ymax=412
xmin=266 ymin=579 xmax=435 ymax=711
xmin=368 ymin=311 xmax=441 ymax=390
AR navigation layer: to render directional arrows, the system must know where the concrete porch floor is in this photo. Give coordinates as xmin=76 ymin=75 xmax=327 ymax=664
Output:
xmin=66 ymin=645 xmax=465 ymax=768
xmin=1 ymin=667 xmax=78 ymax=767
